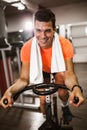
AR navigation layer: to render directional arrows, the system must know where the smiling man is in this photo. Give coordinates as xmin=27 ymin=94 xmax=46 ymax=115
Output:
xmin=0 ymin=8 xmax=84 ymax=122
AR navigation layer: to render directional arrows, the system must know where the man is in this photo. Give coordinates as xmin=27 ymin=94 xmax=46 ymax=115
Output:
xmin=0 ymin=9 xmax=84 ymax=121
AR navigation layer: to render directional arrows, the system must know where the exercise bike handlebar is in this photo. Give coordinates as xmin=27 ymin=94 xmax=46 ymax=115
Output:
xmin=32 ymin=83 xmax=68 ymax=95
xmin=3 ymin=83 xmax=79 ymax=105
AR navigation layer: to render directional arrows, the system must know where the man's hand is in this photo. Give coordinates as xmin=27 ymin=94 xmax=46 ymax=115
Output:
xmin=0 ymin=90 xmax=13 ymax=109
xmin=69 ymin=87 xmax=85 ymax=107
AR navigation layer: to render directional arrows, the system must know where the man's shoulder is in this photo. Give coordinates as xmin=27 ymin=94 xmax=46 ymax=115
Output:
xmin=24 ymin=37 xmax=33 ymax=46
xmin=22 ymin=37 xmax=34 ymax=51
xmin=59 ymin=36 xmax=68 ymax=42
xmin=59 ymin=36 xmax=72 ymax=45
xmin=21 ymin=37 xmax=34 ymax=53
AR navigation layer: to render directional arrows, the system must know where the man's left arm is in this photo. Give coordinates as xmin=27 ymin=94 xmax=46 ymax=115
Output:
xmin=64 ymin=59 xmax=85 ymax=106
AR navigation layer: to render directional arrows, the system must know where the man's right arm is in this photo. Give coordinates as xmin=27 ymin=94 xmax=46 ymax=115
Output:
xmin=0 ymin=62 xmax=30 ymax=108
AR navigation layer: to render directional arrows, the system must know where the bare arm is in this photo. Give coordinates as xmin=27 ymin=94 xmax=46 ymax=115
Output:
xmin=64 ymin=58 xmax=78 ymax=89
xmin=64 ymin=59 xmax=85 ymax=106
xmin=10 ymin=62 xmax=30 ymax=93
xmin=0 ymin=62 xmax=30 ymax=108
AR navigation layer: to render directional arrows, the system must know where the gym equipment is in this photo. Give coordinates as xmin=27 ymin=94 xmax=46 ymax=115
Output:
xmin=0 ymin=37 xmax=12 ymax=95
xmin=0 ymin=1 xmax=13 ymax=95
xmin=3 ymin=83 xmax=79 ymax=130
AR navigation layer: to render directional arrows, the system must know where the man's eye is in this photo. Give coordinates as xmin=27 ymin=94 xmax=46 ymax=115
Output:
xmin=45 ymin=29 xmax=51 ymax=33
xmin=36 ymin=29 xmax=41 ymax=33
xmin=35 ymin=29 xmax=51 ymax=33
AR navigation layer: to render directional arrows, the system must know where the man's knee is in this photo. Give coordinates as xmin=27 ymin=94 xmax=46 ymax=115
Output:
xmin=55 ymin=72 xmax=65 ymax=84
xmin=58 ymin=89 xmax=69 ymax=102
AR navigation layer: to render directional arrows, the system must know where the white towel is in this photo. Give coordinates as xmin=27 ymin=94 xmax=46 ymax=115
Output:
xmin=30 ymin=32 xmax=65 ymax=84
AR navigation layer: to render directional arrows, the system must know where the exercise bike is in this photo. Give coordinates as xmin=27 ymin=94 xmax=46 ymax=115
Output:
xmin=3 ymin=83 xmax=79 ymax=130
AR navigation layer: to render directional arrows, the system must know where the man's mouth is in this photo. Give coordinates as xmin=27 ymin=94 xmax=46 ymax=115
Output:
xmin=40 ymin=39 xmax=48 ymax=44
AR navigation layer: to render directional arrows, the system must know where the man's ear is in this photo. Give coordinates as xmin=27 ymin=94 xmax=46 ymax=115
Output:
xmin=53 ymin=28 xmax=57 ymax=32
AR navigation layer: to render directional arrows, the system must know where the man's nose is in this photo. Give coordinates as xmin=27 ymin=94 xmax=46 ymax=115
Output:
xmin=40 ymin=31 xmax=46 ymax=37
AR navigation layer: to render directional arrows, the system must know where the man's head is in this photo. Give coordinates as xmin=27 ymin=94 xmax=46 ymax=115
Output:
xmin=34 ymin=9 xmax=56 ymax=49
xmin=35 ymin=8 xmax=56 ymax=29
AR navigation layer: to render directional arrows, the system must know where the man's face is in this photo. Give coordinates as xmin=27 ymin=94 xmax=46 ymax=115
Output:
xmin=34 ymin=20 xmax=56 ymax=49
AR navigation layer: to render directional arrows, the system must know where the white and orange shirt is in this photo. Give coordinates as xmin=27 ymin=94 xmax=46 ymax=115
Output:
xmin=21 ymin=36 xmax=74 ymax=73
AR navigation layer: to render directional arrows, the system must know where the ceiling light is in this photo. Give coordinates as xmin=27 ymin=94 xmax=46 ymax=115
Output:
xmin=19 ymin=29 xmax=23 ymax=32
xmin=2 ymin=0 xmax=19 ymax=3
xmin=12 ymin=2 xmax=25 ymax=10
xmin=24 ymin=21 xmax=33 ymax=30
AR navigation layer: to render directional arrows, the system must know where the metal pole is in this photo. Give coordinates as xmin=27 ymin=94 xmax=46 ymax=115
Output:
xmin=1 ymin=49 xmax=10 ymax=88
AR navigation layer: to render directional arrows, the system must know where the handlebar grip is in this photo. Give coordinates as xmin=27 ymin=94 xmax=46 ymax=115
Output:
xmin=73 ymin=97 xmax=79 ymax=104
xmin=3 ymin=98 xmax=8 ymax=105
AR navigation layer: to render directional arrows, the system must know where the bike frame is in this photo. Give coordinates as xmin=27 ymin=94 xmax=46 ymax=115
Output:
xmin=38 ymin=91 xmax=60 ymax=130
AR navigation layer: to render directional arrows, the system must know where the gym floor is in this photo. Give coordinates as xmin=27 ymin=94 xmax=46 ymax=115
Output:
xmin=0 ymin=63 xmax=87 ymax=130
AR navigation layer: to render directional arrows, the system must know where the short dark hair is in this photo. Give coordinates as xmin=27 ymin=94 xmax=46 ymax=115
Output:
xmin=35 ymin=9 xmax=56 ymax=28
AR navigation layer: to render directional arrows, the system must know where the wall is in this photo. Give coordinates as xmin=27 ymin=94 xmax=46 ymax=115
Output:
xmin=6 ymin=12 xmax=33 ymax=33
xmin=6 ymin=1 xmax=87 ymax=32
xmin=51 ymin=2 xmax=87 ymax=25
xmin=51 ymin=2 xmax=87 ymax=63
xmin=69 ymin=23 xmax=87 ymax=63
